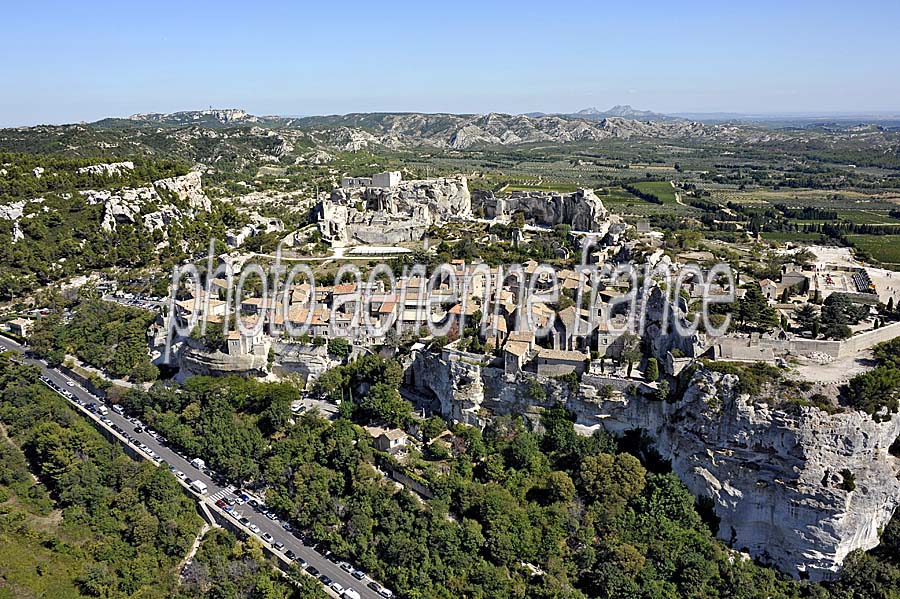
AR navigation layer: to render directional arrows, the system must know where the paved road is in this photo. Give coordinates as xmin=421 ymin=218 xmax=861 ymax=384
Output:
xmin=0 ymin=336 xmax=391 ymax=599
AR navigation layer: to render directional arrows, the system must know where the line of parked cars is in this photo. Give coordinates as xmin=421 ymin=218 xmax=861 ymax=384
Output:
xmin=43 ymin=372 xmax=395 ymax=599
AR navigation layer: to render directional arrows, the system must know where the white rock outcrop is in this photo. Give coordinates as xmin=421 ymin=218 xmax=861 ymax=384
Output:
xmin=82 ymin=171 xmax=212 ymax=233
xmin=76 ymin=161 xmax=135 ymax=177
xmin=410 ymin=350 xmax=900 ymax=581
xmin=315 ymin=175 xmax=471 ymax=245
xmin=477 ymin=188 xmax=617 ymax=232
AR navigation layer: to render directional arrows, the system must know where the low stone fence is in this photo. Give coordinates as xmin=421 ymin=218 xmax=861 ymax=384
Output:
xmin=716 ymin=320 xmax=900 ymax=362
xmin=838 ymin=321 xmax=900 ymax=357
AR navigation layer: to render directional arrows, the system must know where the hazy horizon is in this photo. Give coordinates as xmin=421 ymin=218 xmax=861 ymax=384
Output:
xmin=3 ymin=0 xmax=900 ymax=127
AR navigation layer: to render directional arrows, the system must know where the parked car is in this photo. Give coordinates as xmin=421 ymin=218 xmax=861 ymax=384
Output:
xmin=306 ymin=566 xmax=319 ymax=577
xmin=284 ymin=550 xmax=296 ymax=560
xmin=367 ymin=582 xmax=382 ymax=592
xmin=352 ymin=569 xmax=365 ymax=580
xmin=239 ymin=517 xmax=251 ymax=526
xmin=319 ymin=575 xmax=332 ymax=586
xmin=262 ymin=533 xmax=273 ymax=543
xmin=331 ymin=583 xmax=344 ymax=594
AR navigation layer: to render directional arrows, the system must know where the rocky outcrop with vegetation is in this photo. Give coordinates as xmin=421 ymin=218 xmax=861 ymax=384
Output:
xmin=412 ymin=347 xmax=900 ymax=581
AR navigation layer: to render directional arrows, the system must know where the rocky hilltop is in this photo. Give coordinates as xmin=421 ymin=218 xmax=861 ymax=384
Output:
xmin=317 ymin=175 xmax=471 ymax=244
xmin=297 ymin=111 xmax=718 ymax=149
xmin=528 ymin=104 xmax=682 ymax=122
xmin=410 ymin=349 xmax=900 ymax=581
xmin=476 ymin=187 xmax=616 ymax=232
xmin=82 ymin=169 xmax=212 ymax=236
xmin=126 ymin=108 xmax=259 ymax=126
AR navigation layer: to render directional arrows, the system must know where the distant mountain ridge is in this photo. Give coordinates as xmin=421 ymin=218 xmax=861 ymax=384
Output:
xmin=90 ymin=108 xmax=715 ymax=149
xmin=525 ymin=105 xmax=681 ymax=122
xmin=3 ymin=107 xmax=897 ymax=160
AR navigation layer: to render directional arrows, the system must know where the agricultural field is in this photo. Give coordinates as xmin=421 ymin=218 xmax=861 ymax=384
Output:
xmin=630 ymin=180 xmax=680 ymax=205
xmin=710 ymin=188 xmax=900 ymax=213
xmin=502 ymin=181 xmax=582 ymax=193
xmin=844 ymin=234 xmax=900 ymax=267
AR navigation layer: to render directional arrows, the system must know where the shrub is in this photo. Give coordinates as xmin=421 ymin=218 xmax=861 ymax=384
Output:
xmin=838 ymin=469 xmax=857 ymax=492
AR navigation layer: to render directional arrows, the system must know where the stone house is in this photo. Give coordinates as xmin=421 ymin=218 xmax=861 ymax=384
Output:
xmin=536 ymin=347 xmax=589 ymax=376
xmin=364 ymin=425 xmax=408 ymax=453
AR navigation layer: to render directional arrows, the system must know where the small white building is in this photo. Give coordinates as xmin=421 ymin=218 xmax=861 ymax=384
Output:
xmin=364 ymin=425 xmax=408 ymax=453
xmin=341 ymin=171 xmax=401 ymax=189
xmin=7 ymin=318 xmax=33 ymax=339
xmin=372 ymin=171 xmax=401 ymax=188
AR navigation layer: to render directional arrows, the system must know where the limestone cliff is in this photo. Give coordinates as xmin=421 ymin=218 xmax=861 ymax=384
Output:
xmin=409 ymin=350 xmax=900 ymax=581
xmin=475 ymin=187 xmax=619 ymax=232
xmin=176 ymin=345 xmax=269 ymax=379
xmin=317 ymin=176 xmax=471 ymax=245
xmin=82 ymin=170 xmax=211 ymax=235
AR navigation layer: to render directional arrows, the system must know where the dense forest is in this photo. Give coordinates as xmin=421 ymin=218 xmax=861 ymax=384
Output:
xmin=115 ymin=358 xmax=900 ymax=599
xmin=31 ymin=298 xmax=160 ymax=382
xmin=0 ymin=354 xmax=201 ymax=597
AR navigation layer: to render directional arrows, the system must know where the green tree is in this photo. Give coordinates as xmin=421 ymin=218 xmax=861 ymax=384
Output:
xmin=794 ymin=303 xmax=819 ymax=335
xmin=620 ymin=333 xmax=642 ymax=378
xmin=645 ymin=357 xmax=660 ymax=382
xmin=736 ymin=285 xmax=778 ymax=332
xmin=327 ymin=337 xmax=351 ymax=359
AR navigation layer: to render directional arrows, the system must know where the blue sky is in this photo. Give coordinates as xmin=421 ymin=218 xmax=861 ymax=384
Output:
xmin=3 ymin=0 xmax=899 ymax=126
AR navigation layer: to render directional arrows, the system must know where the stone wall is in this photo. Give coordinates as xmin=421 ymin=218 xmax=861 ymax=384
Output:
xmin=714 ymin=320 xmax=900 ymax=361
xmin=838 ymin=321 xmax=900 ymax=356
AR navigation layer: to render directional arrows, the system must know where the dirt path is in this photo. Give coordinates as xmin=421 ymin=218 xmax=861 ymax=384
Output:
xmin=671 ymin=180 xmax=686 ymax=206
xmin=177 ymin=522 xmax=211 ymax=583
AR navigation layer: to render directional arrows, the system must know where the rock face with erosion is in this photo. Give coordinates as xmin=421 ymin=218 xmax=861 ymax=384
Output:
xmin=82 ymin=170 xmax=212 ymax=235
xmin=411 ymin=352 xmax=900 ymax=581
xmin=316 ymin=176 xmax=471 ymax=245
xmin=476 ymin=187 xmax=619 ymax=232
